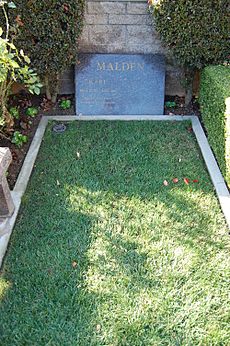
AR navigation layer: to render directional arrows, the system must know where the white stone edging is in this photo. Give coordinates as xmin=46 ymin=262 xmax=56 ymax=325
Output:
xmin=0 ymin=116 xmax=48 ymax=268
xmin=0 ymin=114 xmax=229 ymax=268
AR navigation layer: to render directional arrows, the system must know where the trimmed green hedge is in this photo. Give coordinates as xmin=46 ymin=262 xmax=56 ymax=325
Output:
xmin=3 ymin=0 xmax=85 ymax=102
xmin=151 ymin=0 xmax=229 ymax=69
xmin=199 ymin=66 xmax=230 ymax=186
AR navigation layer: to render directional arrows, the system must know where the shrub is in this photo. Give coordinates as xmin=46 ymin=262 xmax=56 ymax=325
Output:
xmin=7 ymin=0 xmax=85 ymax=103
xmin=26 ymin=106 xmax=38 ymax=117
xmin=199 ymin=65 xmax=230 ymax=187
xmin=0 ymin=1 xmax=42 ymax=133
xmin=150 ymin=0 xmax=229 ymax=103
xmin=11 ymin=130 xmax=27 ymax=147
xmin=59 ymin=99 xmax=71 ymax=110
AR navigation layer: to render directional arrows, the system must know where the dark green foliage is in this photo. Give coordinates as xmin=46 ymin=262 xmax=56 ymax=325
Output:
xmin=12 ymin=0 xmax=85 ymax=76
xmin=7 ymin=0 xmax=85 ymax=100
xmin=151 ymin=0 xmax=229 ymax=69
xmin=199 ymin=65 xmax=230 ymax=186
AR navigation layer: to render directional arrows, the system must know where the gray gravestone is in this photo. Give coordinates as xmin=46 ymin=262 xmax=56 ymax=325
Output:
xmin=75 ymin=54 xmax=165 ymax=115
xmin=0 ymin=148 xmax=14 ymax=218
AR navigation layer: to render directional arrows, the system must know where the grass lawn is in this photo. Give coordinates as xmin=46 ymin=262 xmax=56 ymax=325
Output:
xmin=0 ymin=121 xmax=229 ymax=346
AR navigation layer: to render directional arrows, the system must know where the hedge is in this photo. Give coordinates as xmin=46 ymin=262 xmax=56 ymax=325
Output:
xmin=199 ymin=66 xmax=230 ymax=187
xmin=5 ymin=0 xmax=85 ymax=102
xmin=151 ymin=0 xmax=229 ymax=70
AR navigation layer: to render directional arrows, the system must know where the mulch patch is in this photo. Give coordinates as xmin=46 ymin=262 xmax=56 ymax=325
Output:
xmin=164 ymin=95 xmax=201 ymax=116
xmin=0 ymin=92 xmax=200 ymax=189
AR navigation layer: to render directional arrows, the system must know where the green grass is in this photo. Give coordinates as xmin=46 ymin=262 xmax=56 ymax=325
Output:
xmin=0 ymin=121 xmax=229 ymax=346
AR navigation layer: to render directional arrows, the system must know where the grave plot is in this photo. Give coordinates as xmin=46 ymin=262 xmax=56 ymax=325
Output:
xmin=0 ymin=121 xmax=229 ymax=346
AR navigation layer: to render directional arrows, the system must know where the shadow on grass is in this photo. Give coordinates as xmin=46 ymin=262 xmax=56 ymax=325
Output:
xmin=0 ymin=121 xmax=229 ymax=345
xmin=0 ymin=203 xmax=101 ymax=344
xmin=56 ymin=180 xmax=228 ymax=345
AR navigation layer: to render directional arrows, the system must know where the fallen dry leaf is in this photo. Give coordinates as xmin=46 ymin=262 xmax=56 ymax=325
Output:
xmin=184 ymin=178 xmax=189 ymax=185
xmin=41 ymin=97 xmax=54 ymax=112
xmin=187 ymin=127 xmax=193 ymax=133
xmin=12 ymin=151 xmax=18 ymax=161
xmin=96 ymin=324 xmax=101 ymax=332
xmin=15 ymin=15 xmax=24 ymax=27
xmin=47 ymin=268 xmax=53 ymax=276
xmin=163 ymin=180 xmax=169 ymax=186
xmin=63 ymin=3 xmax=69 ymax=12
xmin=72 ymin=261 xmax=77 ymax=268
xmin=172 ymin=178 xmax=178 ymax=183
xmin=20 ymin=121 xmax=29 ymax=130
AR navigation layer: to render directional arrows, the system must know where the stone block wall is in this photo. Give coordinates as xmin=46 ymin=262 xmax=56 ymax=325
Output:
xmin=78 ymin=0 xmax=162 ymax=54
xmin=60 ymin=0 xmax=185 ymax=96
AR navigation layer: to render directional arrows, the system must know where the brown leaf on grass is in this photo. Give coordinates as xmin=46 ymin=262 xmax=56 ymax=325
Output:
xmin=15 ymin=15 xmax=24 ymax=27
xmin=184 ymin=178 xmax=189 ymax=185
xmin=47 ymin=268 xmax=53 ymax=276
xmin=63 ymin=3 xmax=69 ymax=12
xmin=172 ymin=178 xmax=178 ymax=183
xmin=96 ymin=324 xmax=101 ymax=332
xmin=163 ymin=180 xmax=169 ymax=186
xmin=72 ymin=261 xmax=77 ymax=268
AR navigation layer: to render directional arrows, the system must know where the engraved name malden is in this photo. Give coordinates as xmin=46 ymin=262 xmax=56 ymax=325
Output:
xmin=96 ymin=61 xmax=144 ymax=71
xmin=80 ymin=61 xmax=145 ymax=95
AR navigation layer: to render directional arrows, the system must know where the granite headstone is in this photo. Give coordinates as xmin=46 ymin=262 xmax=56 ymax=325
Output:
xmin=75 ymin=54 xmax=165 ymax=115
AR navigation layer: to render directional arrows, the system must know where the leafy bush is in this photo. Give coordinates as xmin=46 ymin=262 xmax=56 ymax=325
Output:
xmin=9 ymin=106 xmax=19 ymax=119
xmin=150 ymin=0 xmax=229 ymax=103
xmin=11 ymin=130 xmax=27 ymax=147
xmin=8 ymin=0 xmax=85 ymax=102
xmin=199 ymin=65 xmax=230 ymax=187
xmin=26 ymin=106 xmax=38 ymax=117
xmin=0 ymin=1 xmax=42 ymax=132
xmin=60 ymin=99 xmax=71 ymax=110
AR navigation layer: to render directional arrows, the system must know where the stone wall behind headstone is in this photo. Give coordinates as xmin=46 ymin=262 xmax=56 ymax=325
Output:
xmin=60 ymin=0 xmax=185 ymax=96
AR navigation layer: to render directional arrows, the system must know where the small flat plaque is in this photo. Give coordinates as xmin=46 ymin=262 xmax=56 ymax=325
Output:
xmin=75 ymin=54 xmax=165 ymax=115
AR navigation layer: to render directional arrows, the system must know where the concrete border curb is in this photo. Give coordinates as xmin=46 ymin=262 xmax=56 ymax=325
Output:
xmin=0 ymin=114 xmax=229 ymax=268
xmin=0 ymin=117 xmax=48 ymax=268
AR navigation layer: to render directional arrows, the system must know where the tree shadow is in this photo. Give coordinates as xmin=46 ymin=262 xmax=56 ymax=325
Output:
xmin=1 ymin=120 xmax=229 ymax=345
